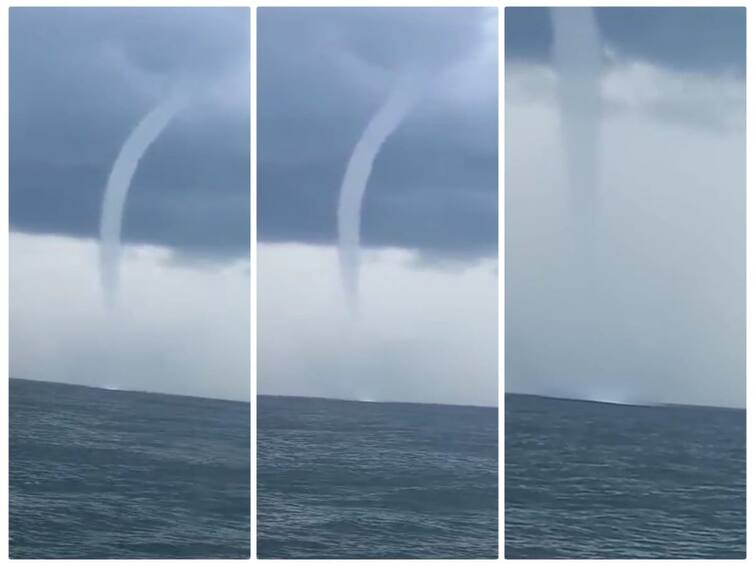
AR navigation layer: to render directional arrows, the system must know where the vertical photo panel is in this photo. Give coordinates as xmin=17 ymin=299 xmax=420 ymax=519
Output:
xmin=9 ymin=7 xmax=250 ymax=558
xmin=257 ymin=7 xmax=498 ymax=559
xmin=505 ymin=7 xmax=745 ymax=559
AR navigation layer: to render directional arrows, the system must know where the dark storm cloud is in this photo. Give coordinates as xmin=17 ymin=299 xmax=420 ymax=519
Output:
xmin=258 ymin=7 xmax=498 ymax=258
xmin=506 ymin=7 xmax=745 ymax=75
xmin=10 ymin=7 xmax=250 ymax=256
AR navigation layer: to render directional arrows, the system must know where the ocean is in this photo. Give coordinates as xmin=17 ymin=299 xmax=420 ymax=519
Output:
xmin=505 ymin=393 xmax=746 ymax=559
xmin=257 ymin=395 xmax=498 ymax=559
xmin=9 ymin=378 xmax=250 ymax=559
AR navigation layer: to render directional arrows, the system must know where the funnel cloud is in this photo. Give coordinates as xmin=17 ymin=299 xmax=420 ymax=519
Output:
xmin=550 ymin=7 xmax=602 ymax=210
xmin=337 ymin=76 xmax=419 ymax=312
xmin=99 ymin=92 xmax=187 ymax=306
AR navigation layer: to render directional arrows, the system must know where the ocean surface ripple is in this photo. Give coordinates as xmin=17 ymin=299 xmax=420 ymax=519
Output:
xmin=257 ymin=395 xmax=498 ymax=559
xmin=10 ymin=378 xmax=250 ymax=559
xmin=505 ymin=393 xmax=745 ymax=559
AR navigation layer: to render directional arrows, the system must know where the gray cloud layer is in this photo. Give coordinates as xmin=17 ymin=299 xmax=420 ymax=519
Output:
xmin=10 ymin=7 xmax=250 ymax=258
xmin=258 ymin=7 xmax=498 ymax=259
xmin=506 ymin=7 xmax=745 ymax=76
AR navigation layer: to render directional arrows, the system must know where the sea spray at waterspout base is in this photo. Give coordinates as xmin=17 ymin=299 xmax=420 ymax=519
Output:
xmin=337 ymin=77 xmax=419 ymax=315
xmin=99 ymin=92 xmax=188 ymax=307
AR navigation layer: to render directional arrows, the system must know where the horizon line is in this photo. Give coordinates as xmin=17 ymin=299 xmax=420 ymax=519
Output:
xmin=9 ymin=377 xmax=249 ymax=405
xmin=258 ymin=392 xmax=498 ymax=410
xmin=505 ymin=391 xmax=745 ymax=411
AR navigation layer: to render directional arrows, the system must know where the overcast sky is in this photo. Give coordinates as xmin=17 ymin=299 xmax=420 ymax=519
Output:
xmin=258 ymin=7 xmax=498 ymax=406
xmin=506 ymin=7 xmax=745 ymax=408
xmin=12 ymin=7 xmax=741 ymax=408
xmin=10 ymin=7 xmax=250 ymax=401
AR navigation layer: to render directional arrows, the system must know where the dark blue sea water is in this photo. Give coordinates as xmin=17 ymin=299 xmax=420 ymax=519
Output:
xmin=9 ymin=378 xmax=250 ymax=559
xmin=505 ymin=393 xmax=746 ymax=559
xmin=257 ymin=395 xmax=498 ymax=559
